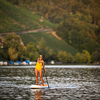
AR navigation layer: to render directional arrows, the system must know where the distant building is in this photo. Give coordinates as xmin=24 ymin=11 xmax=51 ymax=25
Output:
xmin=51 ymin=60 xmax=55 ymax=64
xmin=39 ymin=19 xmax=43 ymax=22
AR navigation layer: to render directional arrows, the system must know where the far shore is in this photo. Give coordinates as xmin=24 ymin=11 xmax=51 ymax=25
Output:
xmin=0 ymin=63 xmax=100 ymax=66
xmin=0 ymin=64 xmax=100 ymax=69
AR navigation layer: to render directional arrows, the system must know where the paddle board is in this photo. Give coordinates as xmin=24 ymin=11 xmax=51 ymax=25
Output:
xmin=30 ymin=84 xmax=48 ymax=89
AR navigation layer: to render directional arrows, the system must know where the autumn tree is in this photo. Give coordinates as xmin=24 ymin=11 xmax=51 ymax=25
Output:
xmin=57 ymin=51 xmax=75 ymax=63
xmin=8 ymin=47 xmax=18 ymax=61
xmin=75 ymin=50 xmax=91 ymax=63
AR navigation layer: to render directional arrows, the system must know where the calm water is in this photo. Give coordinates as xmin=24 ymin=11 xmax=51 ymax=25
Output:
xmin=0 ymin=65 xmax=100 ymax=100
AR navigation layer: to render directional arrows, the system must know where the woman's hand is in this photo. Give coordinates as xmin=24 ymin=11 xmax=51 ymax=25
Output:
xmin=44 ymin=70 xmax=46 ymax=75
xmin=43 ymin=61 xmax=46 ymax=75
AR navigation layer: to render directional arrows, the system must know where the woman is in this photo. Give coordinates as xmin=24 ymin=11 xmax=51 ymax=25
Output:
xmin=35 ymin=55 xmax=46 ymax=86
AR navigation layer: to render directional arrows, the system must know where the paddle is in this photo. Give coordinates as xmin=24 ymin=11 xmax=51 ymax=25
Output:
xmin=43 ymin=68 xmax=49 ymax=88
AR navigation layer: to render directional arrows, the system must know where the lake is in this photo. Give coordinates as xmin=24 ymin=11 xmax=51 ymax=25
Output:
xmin=0 ymin=65 xmax=100 ymax=100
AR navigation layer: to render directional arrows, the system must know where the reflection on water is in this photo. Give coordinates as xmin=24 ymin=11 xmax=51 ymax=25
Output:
xmin=31 ymin=89 xmax=44 ymax=100
xmin=35 ymin=90 xmax=43 ymax=100
xmin=0 ymin=66 xmax=100 ymax=100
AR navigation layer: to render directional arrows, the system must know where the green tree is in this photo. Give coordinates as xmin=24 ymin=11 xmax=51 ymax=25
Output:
xmin=67 ymin=53 xmax=75 ymax=63
xmin=97 ymin=34 xmax=100 ymax=44
xmin=26 ymin=42 xmax=37 ymax=53
xmin=8 ymin=47 xmax=18 ymax=61
xmin=3 ymin=33 xmax=25 ymax=60
xmin=37 ymin=37 xmax=45 ymax=53
xmin=44 ymin=47 xmax=54 ymax=62
xmin=37 ymin=38 xmax=55 ymax=62
xmin=91 ymin=51 xmax=99 ymax=62
xmin=56 ymin=17 xmax=98 ymax=54
xmin=29 ymin=52 xmax=39 ymax=61
xmin=57 ymin=51 xmax=68 ymax=63
xmin=57 ymin=51 xmax=75 ymax=63
xmin=37 ymin=37 xmax=46 ymax=59
xmin=26 ymin=42 xmax=39 ymax=61
xmin=75 ymin=53 xmax=86 ymax=63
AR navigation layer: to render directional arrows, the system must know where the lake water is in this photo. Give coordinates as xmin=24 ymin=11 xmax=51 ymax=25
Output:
xmin=0 ymin=65 xmax=100 ymax=100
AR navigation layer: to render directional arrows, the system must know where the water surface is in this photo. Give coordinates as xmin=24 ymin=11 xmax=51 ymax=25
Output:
xmin=0 ymin=65 xmax=100 ymax=100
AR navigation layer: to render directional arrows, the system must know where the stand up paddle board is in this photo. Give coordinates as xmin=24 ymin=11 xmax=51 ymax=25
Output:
xmin=30 ymin=84 xmax=48 ymax=89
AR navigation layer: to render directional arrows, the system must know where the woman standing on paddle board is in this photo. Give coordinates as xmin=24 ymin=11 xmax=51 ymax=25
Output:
xmin=35 ymin=55 xmax=46 ymax=86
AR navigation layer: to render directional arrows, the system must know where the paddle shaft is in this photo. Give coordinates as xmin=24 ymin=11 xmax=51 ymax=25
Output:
xmin=43 ymin=68 xmax=49 ymax=88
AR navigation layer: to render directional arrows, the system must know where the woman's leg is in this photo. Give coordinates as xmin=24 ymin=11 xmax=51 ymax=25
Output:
xmin=35 ymin=68 xmax=38 ymax=85
xmin=39 ymin=69 xmax=44 ymax=85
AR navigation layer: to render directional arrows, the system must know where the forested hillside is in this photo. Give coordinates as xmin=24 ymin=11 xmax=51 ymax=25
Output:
xmin=6 ymin=0 xmax=100 ymax=62
xmin=6 ymin=0 xmax=100 ymax=25
xmin=0 ymin=0 xmax=100 ymax=63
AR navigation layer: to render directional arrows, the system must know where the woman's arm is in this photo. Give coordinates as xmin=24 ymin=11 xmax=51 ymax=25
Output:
xmin=43 ymin=61 xmax=46 ymax=75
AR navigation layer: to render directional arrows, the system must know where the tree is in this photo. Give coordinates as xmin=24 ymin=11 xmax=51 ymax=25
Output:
xmin=37 ymin=38 xmax=55 ymax=62
xmin=44 ymin=47 xmax=54 ymax=62
xmin=56 ymin=17 xmax=98 ymax=54
xmin=8 ymin=47 xmax=18 ymax=61
xmin=29 ymin=52 xmax=39 ymax=61
xmin=68 ymin=29 xmax=79 ymax=48
xmin=67 ymin=53 xmax=75 ymax=63
xmin=91 ymin=51 xmax=99 ymax=62
xmin=37 ymin=37 xmax=46 ymax=59
xmin=26 ymin=42 xmax=39 ymax=61
xmin=75 ymin=50 xmax=91 ymax=63
xmin=37 ymin=37 xmax=45 ymax=53
xmin=26 ymin=42 xmax=37 ymax=53
xmin=84 ymin=38 xmax=96 ymax=54
xmin=3 ymin=33 xmax=25 ymax=60
xmin=97 ymin=34 xmax=100 ymax=44
xmin=57 ymin=51 xmax=75 ymax=63
xmin=82 ymin=50 xmax=91 ymax=63
xmin=75 ymin=53 xmax=86 ymax=63
xmin=57 ymin=51 xmax=68 ymax=63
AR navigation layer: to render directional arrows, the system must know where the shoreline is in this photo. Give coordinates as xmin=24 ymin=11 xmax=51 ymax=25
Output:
xmin=0 ymin=65 xmax=100 ymax=68
xmin=0 ymin=63 xmax=100 ymax=66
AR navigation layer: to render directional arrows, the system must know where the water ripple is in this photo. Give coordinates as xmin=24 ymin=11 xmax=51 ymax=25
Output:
xmin=0 ymin=67 xmax=100 ymax=100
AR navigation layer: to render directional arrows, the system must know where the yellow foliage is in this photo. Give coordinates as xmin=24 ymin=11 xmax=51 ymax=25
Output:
xmin=75 ymin=50 xmax=91 ymax=63
xmin=82 ymin=50 xmax=91 ymax=63
xmin=8 ymin=47 xmax=18 ymax=61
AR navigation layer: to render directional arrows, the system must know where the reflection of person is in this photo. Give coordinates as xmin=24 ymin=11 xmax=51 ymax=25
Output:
xmin=35 ymin=90 xmax=43 ymax=100
xmin=35 ymin=55 xmax=46 ymax=86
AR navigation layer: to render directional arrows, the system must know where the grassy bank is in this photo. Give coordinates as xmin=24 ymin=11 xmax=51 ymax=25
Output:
xmin=19 ymin=31 xmax=79 ymax=56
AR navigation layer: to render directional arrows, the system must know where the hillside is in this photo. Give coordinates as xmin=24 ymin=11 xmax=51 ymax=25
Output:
xmin=19 ymin=31 xmax=79 ymax=56
xmin=0 ymin=0 xmax=56 ymax=33
xmin=6 ymin=0 xmax=100 ymax=55
xmin=0 ymin=0 xmax=79 ymax=58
